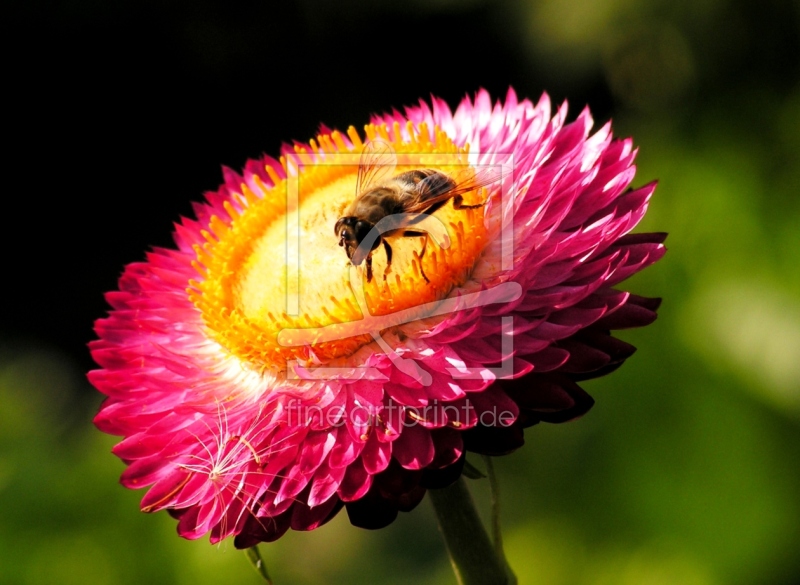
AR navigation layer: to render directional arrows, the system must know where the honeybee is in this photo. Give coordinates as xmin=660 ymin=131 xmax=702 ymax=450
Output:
xmin=335 ymin=141 xmax=499 ymax=283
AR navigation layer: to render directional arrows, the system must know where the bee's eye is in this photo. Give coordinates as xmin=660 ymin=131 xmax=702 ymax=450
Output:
xmin=354 ymin=221 xmax=382 ymax=251
xmin=354 ymin=221 xmax=371 ymax=242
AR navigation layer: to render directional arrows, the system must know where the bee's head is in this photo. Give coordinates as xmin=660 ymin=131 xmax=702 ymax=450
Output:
xmin=334 ymin=216 xmax=379 ymax=263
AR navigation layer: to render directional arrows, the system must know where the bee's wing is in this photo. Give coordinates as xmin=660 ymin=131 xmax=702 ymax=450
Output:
xmin=404 ymin=166 xmax=502 ymax=213
xmin=356 ymin=140 xmax=397 ymax=193
xmin=469 ymin=166 xmax=504 ymax=191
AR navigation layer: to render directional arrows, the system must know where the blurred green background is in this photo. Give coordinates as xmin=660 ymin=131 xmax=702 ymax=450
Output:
xmin=2 ymin=0 xmax=799 ymax=583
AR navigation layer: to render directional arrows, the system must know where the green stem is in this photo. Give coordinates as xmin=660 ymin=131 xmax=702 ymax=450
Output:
xmin=245 ymin=545 xmax=273 ymax=584
xmin=483 ymin=455 xmax=518 ymax=585
xmin=429 ymin=477 xmax=509 ymax=585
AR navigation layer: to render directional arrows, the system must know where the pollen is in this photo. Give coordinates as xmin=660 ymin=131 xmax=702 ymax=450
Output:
xmin=189 ymin=123 xmax=492 ymax=375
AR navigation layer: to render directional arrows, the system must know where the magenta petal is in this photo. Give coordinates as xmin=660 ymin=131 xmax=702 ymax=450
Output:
xmin=556 ymin=339 xmax=612 ymax=373
xmin=468 ymin=386 xmax=520 ymax=428
xmin=384 ymin=381 xmax=428 ymax=407
xmin=210 ymin=496 xmax=249 ymax=544
xmin=501 ymin=375 xmax=578 ymax=411
xmin=297 ymin=431 xmax=337 ymax=475
xmin=234 ymin=510 xmax=292 ymax=549
xmin=429 ymin=427 xmax=464 ymax=469
xmin=594 ymin=295 xmax=660 ymax=329
xmin=345 ymin=487 xmax=399 ymax=530
xmin=308 ymin=463 xmax=346 ymax=507
xmin=113 ymin=432 xmax=173 ymax=460
xmin=176 ymin=506 xmax=202 ymax=540
xmin=329 ymin=425 xmax=364 ymax=468
xmin=426 ymin=373 xmax=468 ymax=402
xmin=291 ymin=495 xmax=342 ymax=531
xmin=393 ymin=424 xmax=435 ymax=470
xmin=120 ymin=456 xmax=178 ymax=489
xmin=527 ymin=346 xmax=571 ymax=372
xmin=361 ymin=435 xmax=392 ymax=475
xmin=338 ymin=458 xmax=373 ymax=502
xmin=443 ymin=396 xmax=480 ymax=429
xmin=274 ymin=465 xmax=311 ymax=506
xmin=140 ymin=467 xmax=192 ymax=512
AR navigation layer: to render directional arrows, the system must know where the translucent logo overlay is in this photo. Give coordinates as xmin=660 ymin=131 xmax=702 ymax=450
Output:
xmin=276 ymin=146 xmax=518 ymax=386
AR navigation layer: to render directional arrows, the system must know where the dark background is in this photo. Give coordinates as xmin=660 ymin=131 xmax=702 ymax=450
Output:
xmin=2 ymin=0 xmax=799 ymax=583
xmin=4 ymin=0 xmax=797 ymax=374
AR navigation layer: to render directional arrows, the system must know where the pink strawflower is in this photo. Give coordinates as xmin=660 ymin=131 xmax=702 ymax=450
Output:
xmin=90 ymin=88 xmax=665 ymax=547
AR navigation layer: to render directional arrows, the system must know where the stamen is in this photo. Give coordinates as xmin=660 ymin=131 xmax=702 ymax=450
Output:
xmin=331 ymin=131 xmax=348 ymax=152
xmin=346 ymin=126 xmax=363 ymax=149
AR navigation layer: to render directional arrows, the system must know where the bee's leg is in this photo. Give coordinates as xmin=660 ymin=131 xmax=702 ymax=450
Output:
xmin=418 ymin=235 xmax=430 ymax=283
xmin=382 ymin=239 xmax=393 ymax=280
xmin=365 ymin=254 xmax=373 ymax=283
xmin=403 ymin=230 xmax=430 ymax=283
xmin=452 ymin=194 xmax=486 ymax=210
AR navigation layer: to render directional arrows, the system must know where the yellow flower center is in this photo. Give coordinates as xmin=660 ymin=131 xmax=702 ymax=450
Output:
xmin=189 ymin=122 xmax=491 ymax=375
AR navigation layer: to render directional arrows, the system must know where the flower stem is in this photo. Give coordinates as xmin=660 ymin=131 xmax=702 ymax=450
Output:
xmin=245 ymin=545 xmax=273 ymax=584
xmin=483 ymin=455 xmax=517 ymax=585
xmin=429 ymin=477 xmax=509 ymax=585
